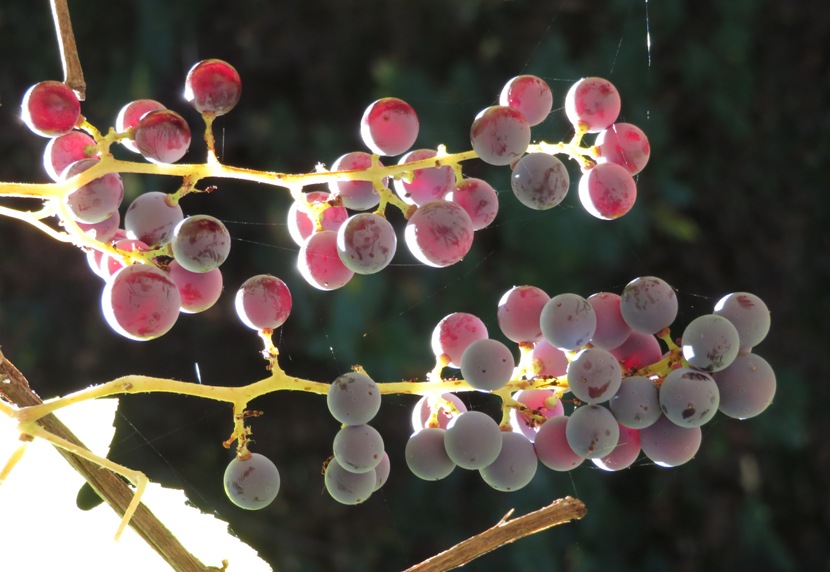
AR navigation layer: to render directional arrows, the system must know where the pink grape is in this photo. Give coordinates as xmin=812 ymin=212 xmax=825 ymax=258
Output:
xmin=713 ymin=292 xmax=771 ymax=351
xmin=566 ymin=404 xmax=620 ymax=459
xmin=539 ymin=293 xmax=597 ymax=351
xmin=497 ymin=285 xmax=550 ymax=343
xmin=531 ymin=339 xmax=569 ymax=377
xmin=168 ymin=260 xmax=223 ymax=314
xmin=43 ymin=130 xmax=97 ymax=181
xmin=639 ymin=415 xmax=702 ymax=468
xmin=479 ymin=432 xmax=538 ymax=492
xmin=592 ymin=424 xmax=641 ymax=471
xmin=124 ymin=191 xmax=184 ymax=246
xmin=393 ymin=149 xmax=455 ymax=206
xmin=444 ymin=411 xmax=503 ymax=470
xmin=610 ymin=331 xmax=663 ymax=370
xmin=564 ymin=77 xmax=621 ymax=133
xmin=534 ymin=416 xmax=585 ymax=471
xmin=336 ymin=213 xmax=397 ymax=275
xmin=102 ymin=264 xmax=181 ymax=340
xmin=406 ymin=428 xmax=456 ymax=481
xmin=578 ymin=162 xmax=637 ymax=220
xmin=499 ymin=75 xmax=553 ymax=126
xmin=470 ymin=105 xmax=531 ymax=166
xmin=713 ymin=353 xmax=776 ymax=420
xmin=404 ymin=200 xmax=474 ymax=267
xmin=360 ymin=97 xmax=419 ymax=156
xmin=587 ymin=292 xmax=632 ymax=350
xmin=411 ymin=393 xmax=468 ymax=431
xmin=620 ymin=276 xmax=678 ymax=335
xmin=115 ymin=99 xmax=166 ymax=153
xmin=170 ymin=215 xmax=231 ymax=273
xmin=431 ymin=312 xmax=488 ymax=368
xmin=234 ymin=274 xmax=292 ymax=329
xmin=566 ymin=347 xmax=623 ymax=404
xmin=329 ymin=151 xmax=382 ymax=211
xmin=460 ymin=338 xmax=515 ymax=392
xmin=511 ymin=153 xmax=570 ymax=211
xmin=184 ymin=59 xmax=242 ymax=116
xmin=133 ymin=109 xmax=191 ymax=164
xmin=77 ymin=210 xmax=120 ymax=244
xmin=62 ymin=158 xmax=124 ymax=224
xmin=298 ymin=230 xmax=354 ymax=290
xmin=21 ymin=80 xmax=81 ymax=137
xmin=447 ymin=178 xmax=499 ymax=230
xmin=509 ymin=389 xmax=564 ymax=442
xmin=286 ymin=191 xmax=348 ymax=247
xmin=596 ymin=122 xmax=650 ymax=175
xmin=85 ymin=229 xmax=127 ymax=280
xmin=610 ymin=375 xmax=661 ymax=429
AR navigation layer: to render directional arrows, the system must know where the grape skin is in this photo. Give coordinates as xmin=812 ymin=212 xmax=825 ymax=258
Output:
xmin=115 ymin=99 xmax=166 ymax=153
xmin=404 ymin=200 xmax=474 ymax=268
xmin=170 ymin=215 xmax=231 ymax=273
xmin=681 ymin=314 xmax=741 ymax=372
xmin=406 ymin=428 xmax=456 ymax=481
xmin=539 ymin=293 xmax=597 ymax=351
xmin=77 ymin=211 xmax=120 ymax=244
xmin=287 ymin=190 xmax=348 ymax=246
xmin=610 ymin=375 xmax=662 ymax=429
xmin=639 ymin=415 xmax=702 ymax=467
xmin=224 ymin=453 xmax=280 ymax=510
xmin=530 ymin=339 xmax=569 ymax=377
xmin=332 ymin=424 xmax=385 ymax=474
xmin=511 ymin=153 xmax=570 ymax=211
xmin=327 ymin=371 xmax=381 ymax=426
xmin=509 ymin=389 xmax=564 ymax=442
xmin=329 ymin=151 xmax=382 ymax=211
xmin=431 ymin=312 xmax=488 ymax=368
xmin=713 ymin=353 xmax=776 ymax=419
xmin=534 ymin=416 xmax=585 ymax=471
xmin=324 ymin=457 xmax=375 ymax=505
xmin=479 ymin=432 xmax=538 ymax=492
xmin=444 ymin=411 xmax=503 ymax=470
xmin=659 ymin=367 xmax=720 ymax=428
xmin=336 ymin=213 xmax=397 ymax=275
xmin=619 ymin=276 xmax=678 ymax=335
xmin=610 ymin=331 xmax=663 ymax=370
xmin=566 ymin=347 xmax=623 ymax=404
xmin=565 ymin=405 xmax=620 ymax=459
xmin=234 ymin=274 xmax=292 ymax=330
xmin=470 ymin=105 xmax=531 ymax=166
xmin=460 ymin=338 xmax=515 ymax=392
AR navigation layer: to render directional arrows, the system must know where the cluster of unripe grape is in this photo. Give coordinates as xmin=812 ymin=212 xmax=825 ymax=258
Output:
xmin=18 ymin=59 xmax=649 ymax=341
xmin=222 ymin=276 xmax=775 ymax=508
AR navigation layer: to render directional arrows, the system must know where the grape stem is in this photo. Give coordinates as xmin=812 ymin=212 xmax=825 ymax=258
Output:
xmin=49 ymin=0 xmax=86 ymax=99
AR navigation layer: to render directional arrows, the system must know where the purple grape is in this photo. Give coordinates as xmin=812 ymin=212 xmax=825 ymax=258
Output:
xmin=404 ymin=200 xmax=474 ymax=267
xmin=566 ymin=405 xmax=619 ymax=459
xmin=480 ymin=432 xmax=538 ymax=492
xmin=21 ymin=80 xmax=80 ymax=137
xmin=360 ymin=97 xmax=419 ymax=156
xmin=329 ymin=151 xmax=382 ymax=211
xmin=713 ymin=353 xmax=776 ymax=419
xmin=470 ymin=105 xmax=531 ymax=166
xmin=579 ymin=162 xmax=637 ymax=220
xmin=564 ymin=77 xmax=621 ymax=133
xmin=43 ymin=130 xmax=97 ymax=181
xmin=133 ymin=109 xmax=191 ymax=164
xmin=460 ymin=338 xmax=515 ymax=392
xmin=566 ymin=347 xmax=623 ymax=404
xmin=224 ymin=452 xmax=280 ymax=510
xmin=431 ymin=312 xmax=488 ymax=368
xmin=336 ymin=213 xmax=397 ymax=275
xmin=102 ymin=264 xmax=181 ymax=341
xmin=511 ymin=153 xmax=570 ymax=211
xmin=62 ymin=158 xmax=124 ymax=224
xmin=332 ymin=424 xmax=385 ymax=474
xmin=324 ymin=457 xmax=375 ymax=505
xmin=592 ymin=424 xmax=640 ymax=471
xmin=444 ymin=411 xmax=503 ymax=470
xmin=596 ymin=122 xmax=650 ymax=175
xmin=393 ymin=149 xmax=455 ymax=206
xmin=124 ymin=191 xmax=184 ymax=246
xmin=534 ymin=416 xmax=585 ymax=471
xmin=184 ymin=59 xmax=242 ymax=116
xmin=497 ymin=285 xmax=550 ymax=344
xmin=509 ymin=389 xmax=564 ymax=442
xmin=115 ymin=99 xmax=166 ymax=153
xmin=170 ymin=215 xmax=231 ymax=273
xmin=620 ymin=276 xmax=678 ymax=335
xmin=659 ymin=367 xmax=720 ymax=428
xmin=610 ymin=375 xmax=661 ymax=429
xmin=540 ymin=293 xmax=597 ymax=351
xmin=639 ymin=415 xmax=702 ymax=467
xmin=587 ymin=292 xmax=632 ymax=350
xmin=713 ymin=292 xmax=771 ymax=351
xmin=411 ymin=393 xmax=468 ymax=431
xmin=406 ymin=428 xmax=456 ymax=481
xmin=447 ymin=178 xmax=499 ymax=230
xmin=327 ymin=371 xmax=381 ymax=426
xmin=297 ymin=230 xmax=354 ymax=291
xmin=234 ymin=274 xmax=292 ymax=330
xmin=682 ymin=314 xmax=740 ymax=372
xmin=499 ymin=75 xmax=553 ymax=126
xmin=168 ymin=261 xmax=223 ymax=314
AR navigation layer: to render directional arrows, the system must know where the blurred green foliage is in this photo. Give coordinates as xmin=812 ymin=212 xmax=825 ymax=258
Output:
xmin=0 ymin=0 xmax=827 ymax=570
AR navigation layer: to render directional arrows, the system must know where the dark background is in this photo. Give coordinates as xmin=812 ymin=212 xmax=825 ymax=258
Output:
xmin=0 ymin=1 xmax=827 ymax=570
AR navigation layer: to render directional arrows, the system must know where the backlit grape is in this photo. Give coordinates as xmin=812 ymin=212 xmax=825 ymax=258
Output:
xmin=470 ymin=105 xmax=531 ymax=166
xmin=578 ymin=162 xmax=637 ymax=220
xmin=170 ymin=215 xmax=231 ymax=273
xmin=133 ymin=109 xmax=191 ymax=164
xmin=336 ymin=213 xmax=397 ymax=275
xmin=224 ymin=453 xmax=280 ymax=510
xmin=565 ymin=77 xmax=621 ymax=132
xmin=102 ymin=264 xmax=181 ymax=341
xmin=499 ymin=75 xmax=553 ymax=126
xmin=235 ymin=274 xmax=292 ymax=330
xmin=21 ymin=80 xmax=81 ymax=137
xmin=184 ymin=59 xmax=242 ymax=116
xmin=360 ymin=97 xmax=419 ymax=156
xmin=511 ymin=153 xmax=570 ymax=211
xmin=404 ymin=200 xmax=474 ymax=267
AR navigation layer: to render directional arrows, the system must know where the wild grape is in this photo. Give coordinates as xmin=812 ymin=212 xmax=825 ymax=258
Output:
xmin=595 ymin=122 xmax=650 ymax=175
xmin=509 ymin=389 xmax=564 ymax=442
xmin=713 ymin=353 xmax=776 ymax=419
xmin=324 ymin=457 xmax=375 ymax=505
xmin=539 ymin=292 xmax=597 ymax=351
xmin=619 ymin=276 xmax=678 ymax=335
xmin=404 ymin=199 xmax=474 ymax=267
xmin=336 ymin=213 xmax=397 ymax=275
xmin=609 ymin=375 xmax=661 ymax=429
xmin=360 ymin=97 xmax=419 ymax=157
xmin=170 ymin=215 xmax=231 ymax=273
xmin=21 ymin=80 xmax=81 ymax=137
xmin=566 ymin=347 xmax=623 ymax=404
xmin=534 ymin=416 xmax=585 ymax=471
xmin=184 ymin=59 xmax=242 ymax=116
xmin=639 ymin=415 xmax=702 ymax=467
xmin=43 ymin=130 xmax=96 ymax=181
xmin=587 ymin=292 xmax=632 ymax=350
xmin=499 ymin=75 xmax=553 ymax=126
xmin=411 ymin=393 xmax=467 ymax=431
xmin=459 ymin=338 xmax=515 ymax=392
xmin=124 ymin=191 xmax=184 ymax=246
xmin=431 ymin=312 xmax=488 ymax=368
xmin=327 ymin=371 xmax=381 ymax=426
xmin=447 ymin=178 xmax=499 ymax=230
xmin=566 ymin=404 xmax=619 ymax=459
xmin=479 ymin=432 xmax=538 ymax=492
xmin=681 ymin=314 xmax=740 ymax=372
xmin=444 ymin=411 xmax=502 ymax=470
xmin=511 ymin=153 xmax=570 ymax=211
xmin=406 ymin=428 xmax=456 ymax=481
xmin=332 ymin=424 xmax=385 ymax=474
xmin=393 ymin=149 xmax=455 ymax=206
xmin=659 ymin=367 xmax=720 ymax=428
xmin=297 ymin=229 xmax=354 ymax=290
xmin=234 ymin=274 xmax=292 ymax=330
xmin=102 ymin=264 xmax=181 ymax=340
xmin=578 ymin=162 xmax=637 ymax=220
xmin=470 ymin=105 xmax=531 ymax=166
xmin=564 ymin=77 xmax=621 ymax=132
xmin=224 ymin=453 xmax=280 ymax=510
xmin=591 ymin=424 xmax=641 ymax=472
xmin=329 ymin=151 xmax=381 ymax=211
xmin=713 ymin=292 xmax=771 ymax=351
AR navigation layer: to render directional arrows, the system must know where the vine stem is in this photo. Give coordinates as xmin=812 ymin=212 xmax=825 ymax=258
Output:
xmin=50 ymin=0 xmax=86 ymax=99
xmin=404 ymin=496 xmax=587 ymax=572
